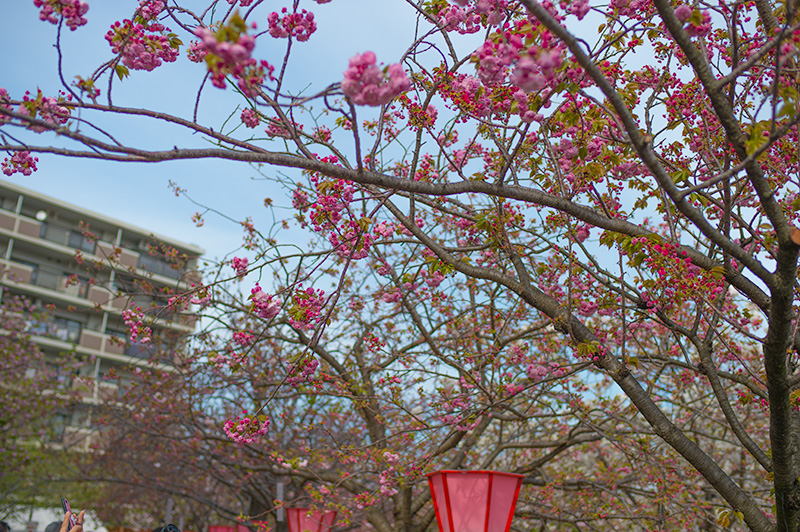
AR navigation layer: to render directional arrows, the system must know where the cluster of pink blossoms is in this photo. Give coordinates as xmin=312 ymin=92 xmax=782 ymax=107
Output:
xmin=287 ymin=357 xmax=319 ymax=385
xmin=379 ymin=468 xmax=399 ymax=497
xmin=473 ymin=37 xmax=522 ymax=84
xmin=630 ymin=237 xmax=723 ymax=311
xmin=439 ymin=4 xmax=481 ymax=33
xmin=559 ymin=0 xmax=590 ymax=19
xmin=223 ymin=411 xmax=270 ymax=445
xmin=137 ymin=0 xmax=164 ymax=20
xmin=381 ymin=290 xmax=401 ymax=304
xmin=189 ymin=283 xmax=211 ymax=306
xmin=308 ymin=175 xmax=352 ymax=231
xmin=240 ymin=108 xmax=260 ymax=128
xmin=674 ymin=4 xmax=711 ymax=37
xmin=574 ymin=224 xmax=591 ymax=242
xmin=354 ymin=492 xmax=378 ymax=510
xmin=511 ymin=48 xmax=563 ymax=92
xmin=341 ymin=52 xmax=411 ymax=106
xmin=34 ymin=0 xmax=88 ymax=31
xmin=609 ymin=0 xmax=653 ymax=17
xmin=106 ymin=20 xmax=179 ymax=71
xmin=303 ymin=169 xmax=376 ymax=260
xmin=232 ymin=331 xmax=254 ymax=346
xmin=288 ymin=286 xmax=326 ymax=330
xmin=473 ymin=21 xmax=566 ymax=91
xmin=265 ymin=119 xmax=302 ymax=138
xmin=448 ymin=75 xmax=492 ymax=116
xmin=526 ymin=361 xmax=565 ymax=381
xmin=2 ymin=152 xmax=39 ymax=177
xmin=401 ymin=96 xmax=438 ymax=131
xmin=231 ymin=256 xmax=249 ymax=277
xmin=329 ymin=221 xmax=373 ymax=260
xmin=0 ymin=89 xmax=10 ymax=123
xmin=193 ymin=23 xmax=274 ymax=96
xmin=122 ymin=306 xmax=152 ymax=344
xmin=511 ymin=89 xmax=542 ymax=123
xmin=195 ymin=25 xmax=254 ymax=72
xmin=251 ymin=283 xmax=281 ymax=320
xmin=18 ymin=89 xmax=72 ymax=133
xmin=438 ymin=0 xmax=505 ymax=33
xmin=313 ymin=125 xmax=332 ymax=142
xmin=190 ymin=211 xmax=204 ymax=227
xmin=267 ymin=8 xmax=317 ymax=41
xmin=186 ymin=41 xmax=208 ymax=63
xmin=209 ymin=349 xmax=246 ymax=370
xmin=373 ymin=221 xmax=394 ymax=239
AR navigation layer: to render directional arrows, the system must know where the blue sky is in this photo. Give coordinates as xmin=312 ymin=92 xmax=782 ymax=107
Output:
xmin=2 ymin=0 xmax=419 ymax=260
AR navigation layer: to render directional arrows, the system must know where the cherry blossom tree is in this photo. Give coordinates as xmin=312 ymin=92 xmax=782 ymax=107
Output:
xmin=3 ymin=0 xmax=800 ymax=530
xmin=0 ymin=290 xmax=81 ymax=518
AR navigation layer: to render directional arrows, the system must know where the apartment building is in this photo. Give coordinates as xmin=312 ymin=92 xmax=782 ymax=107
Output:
xmin=0 ymin=180 xmax=204 ymax=449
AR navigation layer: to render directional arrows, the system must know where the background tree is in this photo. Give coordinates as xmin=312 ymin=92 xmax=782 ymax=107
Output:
xmin=0 ymin=288 xmax=82 ymax=520
xmin=3 ymin=0 xmax=800 ymax=530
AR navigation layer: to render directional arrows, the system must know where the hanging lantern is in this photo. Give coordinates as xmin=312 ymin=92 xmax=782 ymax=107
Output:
xmin=427 ymin=470 xmax=524 ymax=532
xmin=285 ymin=508 xmax=337 ymax=532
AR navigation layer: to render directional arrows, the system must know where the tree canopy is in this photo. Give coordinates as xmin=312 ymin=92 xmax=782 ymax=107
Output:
xmin=3 ymin=0 xmax=800 ymax=530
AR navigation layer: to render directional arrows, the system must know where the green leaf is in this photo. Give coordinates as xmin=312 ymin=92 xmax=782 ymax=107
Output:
xmin=670 ymin=168 xmax=691 ymax=185
xmin=709 ymin=266 xmax=726 ymax=279
xmin=115 ymin=64 xmax=130 ymax=81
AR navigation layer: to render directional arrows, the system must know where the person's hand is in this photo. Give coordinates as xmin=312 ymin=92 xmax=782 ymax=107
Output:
xmin=59 ymin=510 xmax=85 ymax=532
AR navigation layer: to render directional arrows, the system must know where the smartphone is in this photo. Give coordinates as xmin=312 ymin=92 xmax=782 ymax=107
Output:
xmin=61 ymin=498 xmax=77 ymax=529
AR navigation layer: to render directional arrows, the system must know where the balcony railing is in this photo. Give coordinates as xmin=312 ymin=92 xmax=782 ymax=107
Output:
xmin=124 ymin=342 xmax=175 ymax=364
xmin=27 ymin=317 xmax=82 ymax=343
xmin=39 ymin=221 xmax=95 ymax=253
xmin=30 ymin=268 xmax=89 ymax=298
xmin=137 ymin=253 xmax=182 ymax=280
xmin=49 ymin=413 xmax=68 ymax=443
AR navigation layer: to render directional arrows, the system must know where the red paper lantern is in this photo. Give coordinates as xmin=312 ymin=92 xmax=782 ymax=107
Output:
xmin=427 ymin=470 xmax=524 ymax=532
xmin=285 ymin=508 xmax=337 ymax=532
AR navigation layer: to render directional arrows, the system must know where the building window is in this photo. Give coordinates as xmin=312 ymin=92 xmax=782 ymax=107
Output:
xmin=50 ymin=412 xmax=69 ymax=443
xmin=68 ymin=230 xmax=95 ymax=253
xmin=39 ymin=221 xmax=95 ymax=253
xmin=29 ymin=316 xmax=82 ymax=343
xmin=46 ymin=362 xmax=73 ymax=389
xmin=60 ymin=274 xmax=90 ymax=298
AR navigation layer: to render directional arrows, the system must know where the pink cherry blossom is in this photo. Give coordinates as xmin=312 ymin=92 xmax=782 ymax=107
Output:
xmin=1 ymin=151 xmax=39 ymax=176
xmin=341 ymin=52 xmax=410 ymax=106
xmin=106 ymin=19 xmax=179 ymax=71
xmin=251 ymin=284 xmax=281 ymax=319
xmin=18 ymin=89 xmax=72 ymax=133
xmin=193 ymin=23 xmax=274 ymax=96
xmin=268 ymin=8 xmax=317 ymax=41
xmin=240 ymin=108 xmax=260 ymax=128
xmin=232 ymin=331 xmax=254 ymax=346
xmin=674 ymin=4 xmax=692 ymax=21
xmin=34 ymin=0 xmax=89 ymax=31
xmin=231 ymin=256 xmax=249 ymax=277
xmin=223 ymin=411 xmax=270 ymax=445
xmin=511 ymin=57 xmax=546 ymax=92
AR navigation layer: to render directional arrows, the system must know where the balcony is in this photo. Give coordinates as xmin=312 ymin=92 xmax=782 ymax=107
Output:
xmin=137 ymin=253 xmax=183 ymax=280
xmin=28 ymin=316 xmax=82 ymax=344
xmin=0 ymin=209 xmax=41 ymax=238
xmin=30 ymin=268 xmax=89 ymax=298
xmin=124 ymin=342 xmax=175 ymax=365
xmin=1 ymin=259 xmax=90 ymax=300
xmin=39 ymin=221 xmax=95 ymax=253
